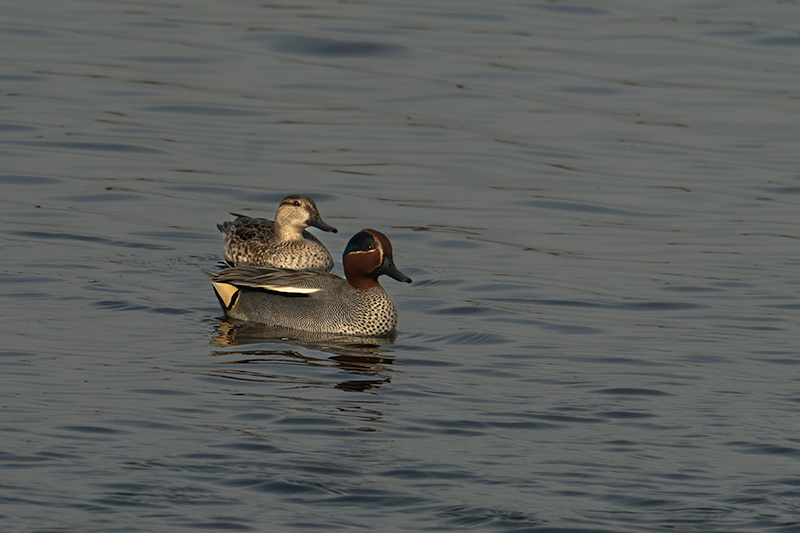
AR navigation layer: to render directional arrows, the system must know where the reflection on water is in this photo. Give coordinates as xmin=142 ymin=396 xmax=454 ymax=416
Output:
xmin=210 ymin=317 xmax=398 ymax=352
xmin=210 ymin=318 xmax=396 ymax=392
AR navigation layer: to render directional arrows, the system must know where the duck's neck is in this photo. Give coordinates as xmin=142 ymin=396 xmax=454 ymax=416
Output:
xmin=273 ymin=222 xmax=305 ymax=242
xmin=346 ymin=275 xmax=380 ymax=291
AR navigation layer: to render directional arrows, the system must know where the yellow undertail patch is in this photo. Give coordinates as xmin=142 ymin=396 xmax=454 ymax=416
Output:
xmin=211 ymin=281 xmax=240 ymax=309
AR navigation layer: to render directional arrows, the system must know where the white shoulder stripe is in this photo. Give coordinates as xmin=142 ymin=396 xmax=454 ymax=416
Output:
xmin=256 ymin=285 xmax=321 ymax=294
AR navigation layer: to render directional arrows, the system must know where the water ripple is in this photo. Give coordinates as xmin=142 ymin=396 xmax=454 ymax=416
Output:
xmin=0 ymin=139 xmax=164 ymax=154
xmin=0 ymin=174 xmax=61 ymax=185
xmin=139 ymin=105 xmax=268 ymax=117
xmin=594 ymin=388 xmax=672 ymax=397
xmin=9 ymin=230 xmax=173 ymax=250
xmin=520 ymin=198 xmax=677 ymax=218
xmin=421 ymin=331 xmax=514 ymax=345
xmin=250 ymin=34 xmax=408 ymax=58
xmin=437 ymin=504 xmax=543 ymax=528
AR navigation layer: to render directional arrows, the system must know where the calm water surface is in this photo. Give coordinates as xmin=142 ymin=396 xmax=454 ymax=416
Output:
xmin=2 ymin=0 xmax=800 ymax=531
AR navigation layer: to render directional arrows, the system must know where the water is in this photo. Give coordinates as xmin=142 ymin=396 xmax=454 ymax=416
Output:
xmin=2 ymin=0 xmax=800 ymax=531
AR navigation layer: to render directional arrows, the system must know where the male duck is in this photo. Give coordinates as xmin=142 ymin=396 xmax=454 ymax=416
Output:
xmin=206 ymin=229 xmax=412 ymax=336
xmin=217 ymin=194 xmax=337 ymax=271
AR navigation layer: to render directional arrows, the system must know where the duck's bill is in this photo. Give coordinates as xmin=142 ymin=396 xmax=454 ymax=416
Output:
xmin=379 ymin=257 xmax=412 ymax=284
xmin=309 ymin=214 xmax=338 ymax=233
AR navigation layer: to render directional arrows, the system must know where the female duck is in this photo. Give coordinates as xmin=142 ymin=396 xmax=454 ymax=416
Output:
xmin=217 ymin=194 xmax=337 ymax=271
xmin=206 ymin=229 xmax=412 ymax=336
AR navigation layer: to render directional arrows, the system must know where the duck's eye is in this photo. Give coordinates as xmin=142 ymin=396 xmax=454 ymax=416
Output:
xmin=364 ymin=243 xmax=376 ymax=251
xmin=292 ymin=200 xmax=301 ymax=207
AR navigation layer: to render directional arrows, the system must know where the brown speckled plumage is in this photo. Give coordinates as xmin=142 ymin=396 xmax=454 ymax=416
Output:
xmin=217 ymin=194 xmax=337 ymax=271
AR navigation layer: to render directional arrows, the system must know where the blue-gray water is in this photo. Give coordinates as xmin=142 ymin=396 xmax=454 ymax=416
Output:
xmin=2 ymin=1 xmax=800 ymax=531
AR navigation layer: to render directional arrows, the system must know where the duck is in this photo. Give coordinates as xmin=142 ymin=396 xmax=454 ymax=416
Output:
xmin=217 ymin=194 xmax=337 ymax=271
xmin=206 ymin=229 xmax=412 ymax=336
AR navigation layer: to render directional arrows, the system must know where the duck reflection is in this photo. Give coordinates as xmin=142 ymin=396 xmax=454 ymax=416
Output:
xmin=208 ymin=318 xmax=397 ymax=392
